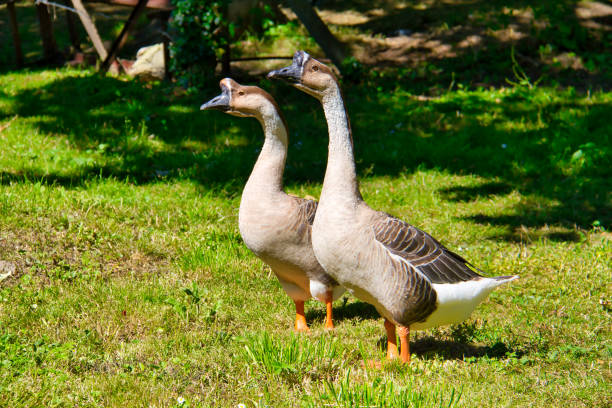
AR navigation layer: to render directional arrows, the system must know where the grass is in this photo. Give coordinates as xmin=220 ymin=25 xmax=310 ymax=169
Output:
xmin=0 ymin=65 xmax=610 ymax=407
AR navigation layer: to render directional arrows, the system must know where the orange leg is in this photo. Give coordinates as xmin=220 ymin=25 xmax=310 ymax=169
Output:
xmin=384 ymin=318 xmax=399 ymax=360
xmin=398 ymin=325 xmax=411 ymax=364
xmin=294 ymin=300 xmax=310 ymax=333
xmin=324 ymin=291 xmax=334 ymax=330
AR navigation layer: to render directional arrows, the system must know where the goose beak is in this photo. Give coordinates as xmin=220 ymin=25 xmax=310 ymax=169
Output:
xmin=200 ymin=89 xmax=230 ymax=111
xmin=267 ymin=50 xmax=307 ymax=84
xmin=267 ymin=65 xmax=301 ymax=83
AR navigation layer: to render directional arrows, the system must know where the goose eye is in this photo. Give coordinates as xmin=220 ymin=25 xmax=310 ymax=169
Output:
xmin=312 ymin=65 xmax=319 ymax=72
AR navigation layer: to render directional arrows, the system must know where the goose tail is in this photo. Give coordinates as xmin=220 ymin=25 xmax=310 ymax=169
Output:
xmin=490 ymin=275 xmax=519 ymax=285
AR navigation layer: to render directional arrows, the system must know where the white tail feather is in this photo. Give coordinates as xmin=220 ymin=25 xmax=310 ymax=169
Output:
xmin=411 ymin=276 xmax=518 ymax=330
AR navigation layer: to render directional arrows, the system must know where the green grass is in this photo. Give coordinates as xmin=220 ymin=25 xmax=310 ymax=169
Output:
xmin=0 ymin=67 xmax=610 ymax=407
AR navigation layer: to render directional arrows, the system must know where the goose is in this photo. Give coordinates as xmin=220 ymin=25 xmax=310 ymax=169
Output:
xmin=268 ymin=52 xmax=518 ymax=363
xmin=201 ymin=78 xmax=345 ymax=332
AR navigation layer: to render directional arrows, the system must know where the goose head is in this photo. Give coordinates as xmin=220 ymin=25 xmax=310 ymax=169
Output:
xmin=267 ymin=51 xmax=337 ymax=100
xmin=201 ymin=78 xmax=278 ymax=121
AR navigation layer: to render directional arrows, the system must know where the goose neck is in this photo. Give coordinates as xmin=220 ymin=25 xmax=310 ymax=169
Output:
xmin=320 ymin=84 xmax=361 ymax=203
xmin=245 ymin=110 xmax=288 ymax=194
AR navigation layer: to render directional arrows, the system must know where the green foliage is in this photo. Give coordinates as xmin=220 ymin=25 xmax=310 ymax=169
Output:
xmin=168 ymin=1 xmax=282 ymax=86
xmin=245 ymin=3 xmax=278 ymax=35
xmin=169 ymin=0 xmax=230 ymax=85
xmin=505 ymin=47 xmax=542 ymax=90
xmin=163 ymin=282 xmax=222 ymax=323
xmin=340 ymin=56 xmax=366 ymax=83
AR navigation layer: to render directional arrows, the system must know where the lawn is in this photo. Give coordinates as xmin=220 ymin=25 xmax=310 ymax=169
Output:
xmin=0 ymin=63 xmax=610 ymax=407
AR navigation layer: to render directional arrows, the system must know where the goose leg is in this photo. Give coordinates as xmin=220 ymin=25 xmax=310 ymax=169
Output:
xmin=384 ymin=318 xmax=399 ymax=360
xmin=398 ymin=325 xmax=410 ymax=364
xmin=294 ymin=300 xmax=310 ymax=332
xmin=324 ymin=290 xmax=334 ymax=330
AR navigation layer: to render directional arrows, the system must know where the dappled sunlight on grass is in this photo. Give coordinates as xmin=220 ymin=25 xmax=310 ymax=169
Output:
xmin=1 ymin=68 xmax=610 ymax=233
xmin=352 ymin=85 xmax=611 ymax=232
xmin=0 ymin=67 xmax=610 ymax=406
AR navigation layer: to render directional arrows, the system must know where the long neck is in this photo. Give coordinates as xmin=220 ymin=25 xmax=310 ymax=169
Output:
xmin=244 ymin=107 xmax=288 ymax=194
xmin=320 ymin=83 xmax=362 ymax=203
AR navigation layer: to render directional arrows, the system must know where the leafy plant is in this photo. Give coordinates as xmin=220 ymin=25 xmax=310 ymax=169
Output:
xmin=340 ymin=56 xmax=365 ymax=84
xmin=168 ymin=1 xmax=281 ymax=86
xmin=169 ymin=0 xmax=231 ymax=86
xmin=183 ymin=281 xmax=203 ymax=313
xmin=569 ymin=142 xmax=606 ymax=171
xmin=505 ymin=47 xmax=542 ymax=89
xmin=165 ymin=282 xmax=221 ymax=323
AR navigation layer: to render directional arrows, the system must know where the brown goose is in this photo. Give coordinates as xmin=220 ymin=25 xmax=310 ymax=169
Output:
xmin=201 ymin=78 xmax=345 ymax=332
xmin=268 ymin=52 xmax=518 ymax=362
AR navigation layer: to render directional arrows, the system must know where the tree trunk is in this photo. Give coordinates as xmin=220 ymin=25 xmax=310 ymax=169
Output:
xmin=286 ymin=0 xmax=347 ymax=69
xmin=64 ymin=0 xmax=81 ymax=51
xmin=7 ymin=1 xmax=24 ymax=67
xmin=36 ymin=2 xmax=59 ymax=62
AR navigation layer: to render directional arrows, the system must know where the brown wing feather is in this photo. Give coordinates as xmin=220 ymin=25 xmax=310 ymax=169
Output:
xmin=298 ymin=198 xmax=318 ymax=226
xmin=287 ymin=196 xmax=318 ymax=240
xmin=373 ymin=213 xmax=484 ymax=284
xmin=388 ymin=258 xmax=438 ymax=324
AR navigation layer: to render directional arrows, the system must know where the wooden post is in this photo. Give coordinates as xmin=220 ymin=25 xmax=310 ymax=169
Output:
xmin=101 ymin=0 xmax=149 ymax=72
xmin=161 ymin=15 xmax=171 ymax=80
xmin=70 ymin=0 xmax=108 ymax=61
xmin=64 ymin=0 xmax=81 ymax=50
xmin=6 ymin=0 xmax=24 ymax=67
xmin=163 ymin=36 xmax=170 ymax=80
xmin=36 ymin=1 xmax=59 ymax=61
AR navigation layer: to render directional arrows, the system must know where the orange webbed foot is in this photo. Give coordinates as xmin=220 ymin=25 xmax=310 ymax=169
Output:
xmin=294 ymin=300 xmax=310 ymax=333
xmin=294 ymin=315 xmax=310 ymax=333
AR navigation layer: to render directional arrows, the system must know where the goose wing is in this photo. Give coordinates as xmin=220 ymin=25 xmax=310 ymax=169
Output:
xmin=287 ymin=196 xmax=318 ymax=240
xmin=373 ymin=213 xmax=484 ymax=284
xmin=296 ymin=197 xmax=318 ymax=226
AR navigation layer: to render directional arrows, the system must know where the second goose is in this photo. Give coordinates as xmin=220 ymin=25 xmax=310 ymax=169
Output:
xmin=269 ymin=52 xmax=518 ymax=363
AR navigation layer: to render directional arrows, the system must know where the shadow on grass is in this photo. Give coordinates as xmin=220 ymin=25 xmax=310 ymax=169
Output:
xmin=308 ymin=300 xmax=524 ymax=362
xmin=370 ymin=332 xmax=522 ymax=361
xmin=3 ymin=68 xmax=611 ymax=240
xmin=409 ymin=336 xmax=521 ymax=361
xmin=1 ymin=72 xmax=335 ymax=195
xmin=1 ymin=73 xmax=261 ymax=194
xmin=466 ymin=215 xmax=585 ymax=243
xmin=306 ymin=299 xmax=380 ymax=324
xmin=346 ymin=85 xmax=612 ymax=236
xmin=439 ymin=182 xmax=514 ymax=202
